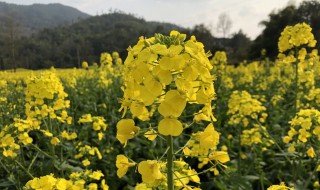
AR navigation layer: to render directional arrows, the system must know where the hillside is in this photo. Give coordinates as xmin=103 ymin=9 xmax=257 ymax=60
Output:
xmin=0 ymin=2 xmax=246 ymax=70
xmin=8 ymin=12 xmax=187 ymax=69
xmin=0 ymin=2 xmax=90 ymax=36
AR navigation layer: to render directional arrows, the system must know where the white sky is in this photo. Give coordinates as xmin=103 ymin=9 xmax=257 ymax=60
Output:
xmin=2 ymin=0 xmax=304 ymax=39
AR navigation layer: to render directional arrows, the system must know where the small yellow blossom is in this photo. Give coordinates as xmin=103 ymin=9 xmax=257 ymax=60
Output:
xmin=116 ymin=154 xmax=136 ymax=178
xmin=116 ymin=119 xmax=140 ymax=146
xmin=138 ymin=160 xmax=163 ymax=186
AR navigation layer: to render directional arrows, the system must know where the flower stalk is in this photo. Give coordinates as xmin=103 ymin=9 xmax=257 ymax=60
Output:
xmin=167 ymin=135 xmax=174 ymax=190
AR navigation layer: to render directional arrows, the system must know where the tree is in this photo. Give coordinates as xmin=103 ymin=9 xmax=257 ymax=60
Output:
xmin=5 ymin=13 xmax=19 ymax=72
xmin=248 ymin=5 xmax=298 ymax=59
xmin=229 ymin=30 xmax=251 ymax=63
xmin=296 ymin=0 xmax=320 ymax=49
xmin=190 ymin=24 xmax=215 ymax=51
xmin=249 ymin=0 xmax=320 ymax=60
xmin=216 ymin=13 xmax=232 ymax=38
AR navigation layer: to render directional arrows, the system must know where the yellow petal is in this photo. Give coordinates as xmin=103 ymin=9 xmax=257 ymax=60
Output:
xmin=116 ymin=119 xmax=140 ymax=146
xmin=158 ymin=90 xmax=186 ymax=117
xmin=158 ymin=118 xmax=183 ymax=136
xmin=144 ymin=129 xmax=157 ymax=141
xmin=209 ymin=151 xmax=230 ymax=163
xmin=150 ymin=43 xmax=167 ymax=55
xmin=130 ymin=101 xmax=150 ymax=121
xmin=152 ymin=66 xmax=172 ymax=85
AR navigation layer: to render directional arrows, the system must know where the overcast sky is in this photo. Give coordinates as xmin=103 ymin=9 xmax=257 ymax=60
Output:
xmin=3 ymin=0 xmax=304 ymax=39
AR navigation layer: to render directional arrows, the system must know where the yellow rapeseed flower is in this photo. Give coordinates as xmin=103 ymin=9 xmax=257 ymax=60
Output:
xmin=158 ymin=118 xmax=183 ymax=136
xmin=116 ymin=119 xmax=140 ymax=146
xmin=267 ymin=182 xmax=294 ymax=190
xmin=307 ymin=147 xmax=316 ymax=158
xmin=198 ymin=123 xmax=219 ymax=150
xmin=138 ymin=160 xmax=163 ymax=186
xmin=278 ymin=22 xmax=316 ymax=53
xmin=116 ymin=154 xmax=136 ymax=178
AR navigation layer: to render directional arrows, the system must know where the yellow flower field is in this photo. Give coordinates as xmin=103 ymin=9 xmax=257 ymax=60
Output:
xmin=0 ymin=23 xmax=320 ymax=189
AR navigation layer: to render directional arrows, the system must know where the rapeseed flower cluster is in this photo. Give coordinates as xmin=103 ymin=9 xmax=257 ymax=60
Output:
xmin=116 ymin=31 xmax=223 ymax=189
xmin=227 ymin=90 xmax=273 ymax=149
xmin=24 ymin=170 xmax=108 ymax=190
xmin=283 ymin=109 xmax=320 ymax=157
xmin=267 ymin=182 xmax=294 ymax=190
xmin=78 ymin=114 xmax=108 ymax=141
xmin=240 ymin=125 xmax=273 ymax=148
xmin=0 ymin=118 xmax=40 ymax=158
xmin=135 ymin=159 xmax=201 ymax=189
xmin=183 ymin=123 xmax=229 ymax=171
xmin=211 ymin=51 xmax=227 ymax=69
xmin=75 ymin=142 xmax=103 ymax=167
xmin=227 ymin=90 xmax=267 ymax=126
xmin=118 ymin=30 xmax=215 ymax=138
xmin=25 ymin=71 xmax=72 ymax=124
xmin=0 ymin=79 xmax=8 ymax=104
xmin=278 ymin=22 xmax=316 ymax=53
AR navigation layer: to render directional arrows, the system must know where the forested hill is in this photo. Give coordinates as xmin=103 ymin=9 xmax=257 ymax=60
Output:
xmin=0 ymin=2 xmax=90 ymax=36
xmin=10 ymin=13 xmax=186 ymax=69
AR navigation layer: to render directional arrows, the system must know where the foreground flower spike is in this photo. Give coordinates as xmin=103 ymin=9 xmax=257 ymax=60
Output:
xmin=117 ymin=30 xmax=215 ymax=138
xmin=117 ymin=30 xmax=220 ymax=190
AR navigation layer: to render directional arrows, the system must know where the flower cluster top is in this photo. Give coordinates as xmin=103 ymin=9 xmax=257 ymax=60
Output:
xmin=118 ymin=31 xmax=215 ymax=138
xmin=278 ymin=22 xmax=316 ymax=53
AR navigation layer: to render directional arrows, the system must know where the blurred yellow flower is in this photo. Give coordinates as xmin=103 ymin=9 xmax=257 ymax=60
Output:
xmin=116 ymin=119 xmax=140 ymax=146
xmin=116 ymin=154 xmax=136 ymax=178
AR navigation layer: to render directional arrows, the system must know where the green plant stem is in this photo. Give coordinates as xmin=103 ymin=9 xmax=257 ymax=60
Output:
xmin=167 ymin=135 xmax=174 ymax=190
xmin=303 ymin=156 xmax=319 ymax=189
xmin=27 ymin=152 xmax=39 ymax=172
xmin=14 ymin=160 xmax=34 ymax=178
xmin=159 ymin=147 xmax=170 ymax=161
xmin=31 ymin=144 xmax=54 ymax=159
xmin=255 ymin=119 xmax=293 ymax=165
xmin=260 ymin=172 xmax=265 ymax=190
xmin=238 ymin=125 xmax=242 ymax=175
xmin=216 ymin=66 xmax=223 ymax=129
xmin=0 ymin=159 xmax=10 ymax=174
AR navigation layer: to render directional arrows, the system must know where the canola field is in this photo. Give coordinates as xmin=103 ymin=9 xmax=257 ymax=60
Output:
xmin=0 ymin=23 xmax=319 ymax=190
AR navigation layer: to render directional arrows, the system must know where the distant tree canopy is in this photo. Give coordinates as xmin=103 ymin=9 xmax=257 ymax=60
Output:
xmin=14 ymin=17 xmax=250 ymax=69
xmin=228 ymin=30 xmax=251 ymax=64
xmin=2 ymin=0 xmax=319 ymax=69
xmin=1 ymin=12 xmax=187 ymax=69
xmin=189 ymin=24 xmax=216 ymax=50
xmin=249 ymin=0 xmax=320 ymax=60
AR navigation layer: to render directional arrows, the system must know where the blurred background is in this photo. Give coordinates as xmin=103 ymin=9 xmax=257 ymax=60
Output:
xmin=0 ymin=0 xmax=319 ymax=69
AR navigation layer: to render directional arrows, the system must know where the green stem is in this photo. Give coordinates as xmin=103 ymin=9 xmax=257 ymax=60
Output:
xmin=14 ymin=160 xmax=34 ymax=178
xmin=215 ymin=67 xmax=222 ymax=129
xmin=260 ymin=172 xmax=265 ymax=190
xmin=31 ymin=144 xmax=54 ymax=159
xmin=303 ymin=156 xmax=319 ymax=189
xmin=255 ymin=119 xmax=293 ymax=165
xmin=27 ymin=152 xmax=39 ymax=172
xmin=167 ymin=135 xmax=174 ymax=190
xmin=0 ymin=159 xmax=10 ymax=174
xmin=238 ymin=125 xmax=242 ymax=175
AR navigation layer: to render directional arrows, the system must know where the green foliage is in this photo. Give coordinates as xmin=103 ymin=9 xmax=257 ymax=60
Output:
xmin=10 ymin=12 xmax=186 ymax=69
xmin=249 ymin=0 xmax=320 ymax=60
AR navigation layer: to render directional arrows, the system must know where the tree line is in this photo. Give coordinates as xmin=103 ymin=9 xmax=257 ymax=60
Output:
xmin=0 ymin=0 xmax=319 ymax=70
